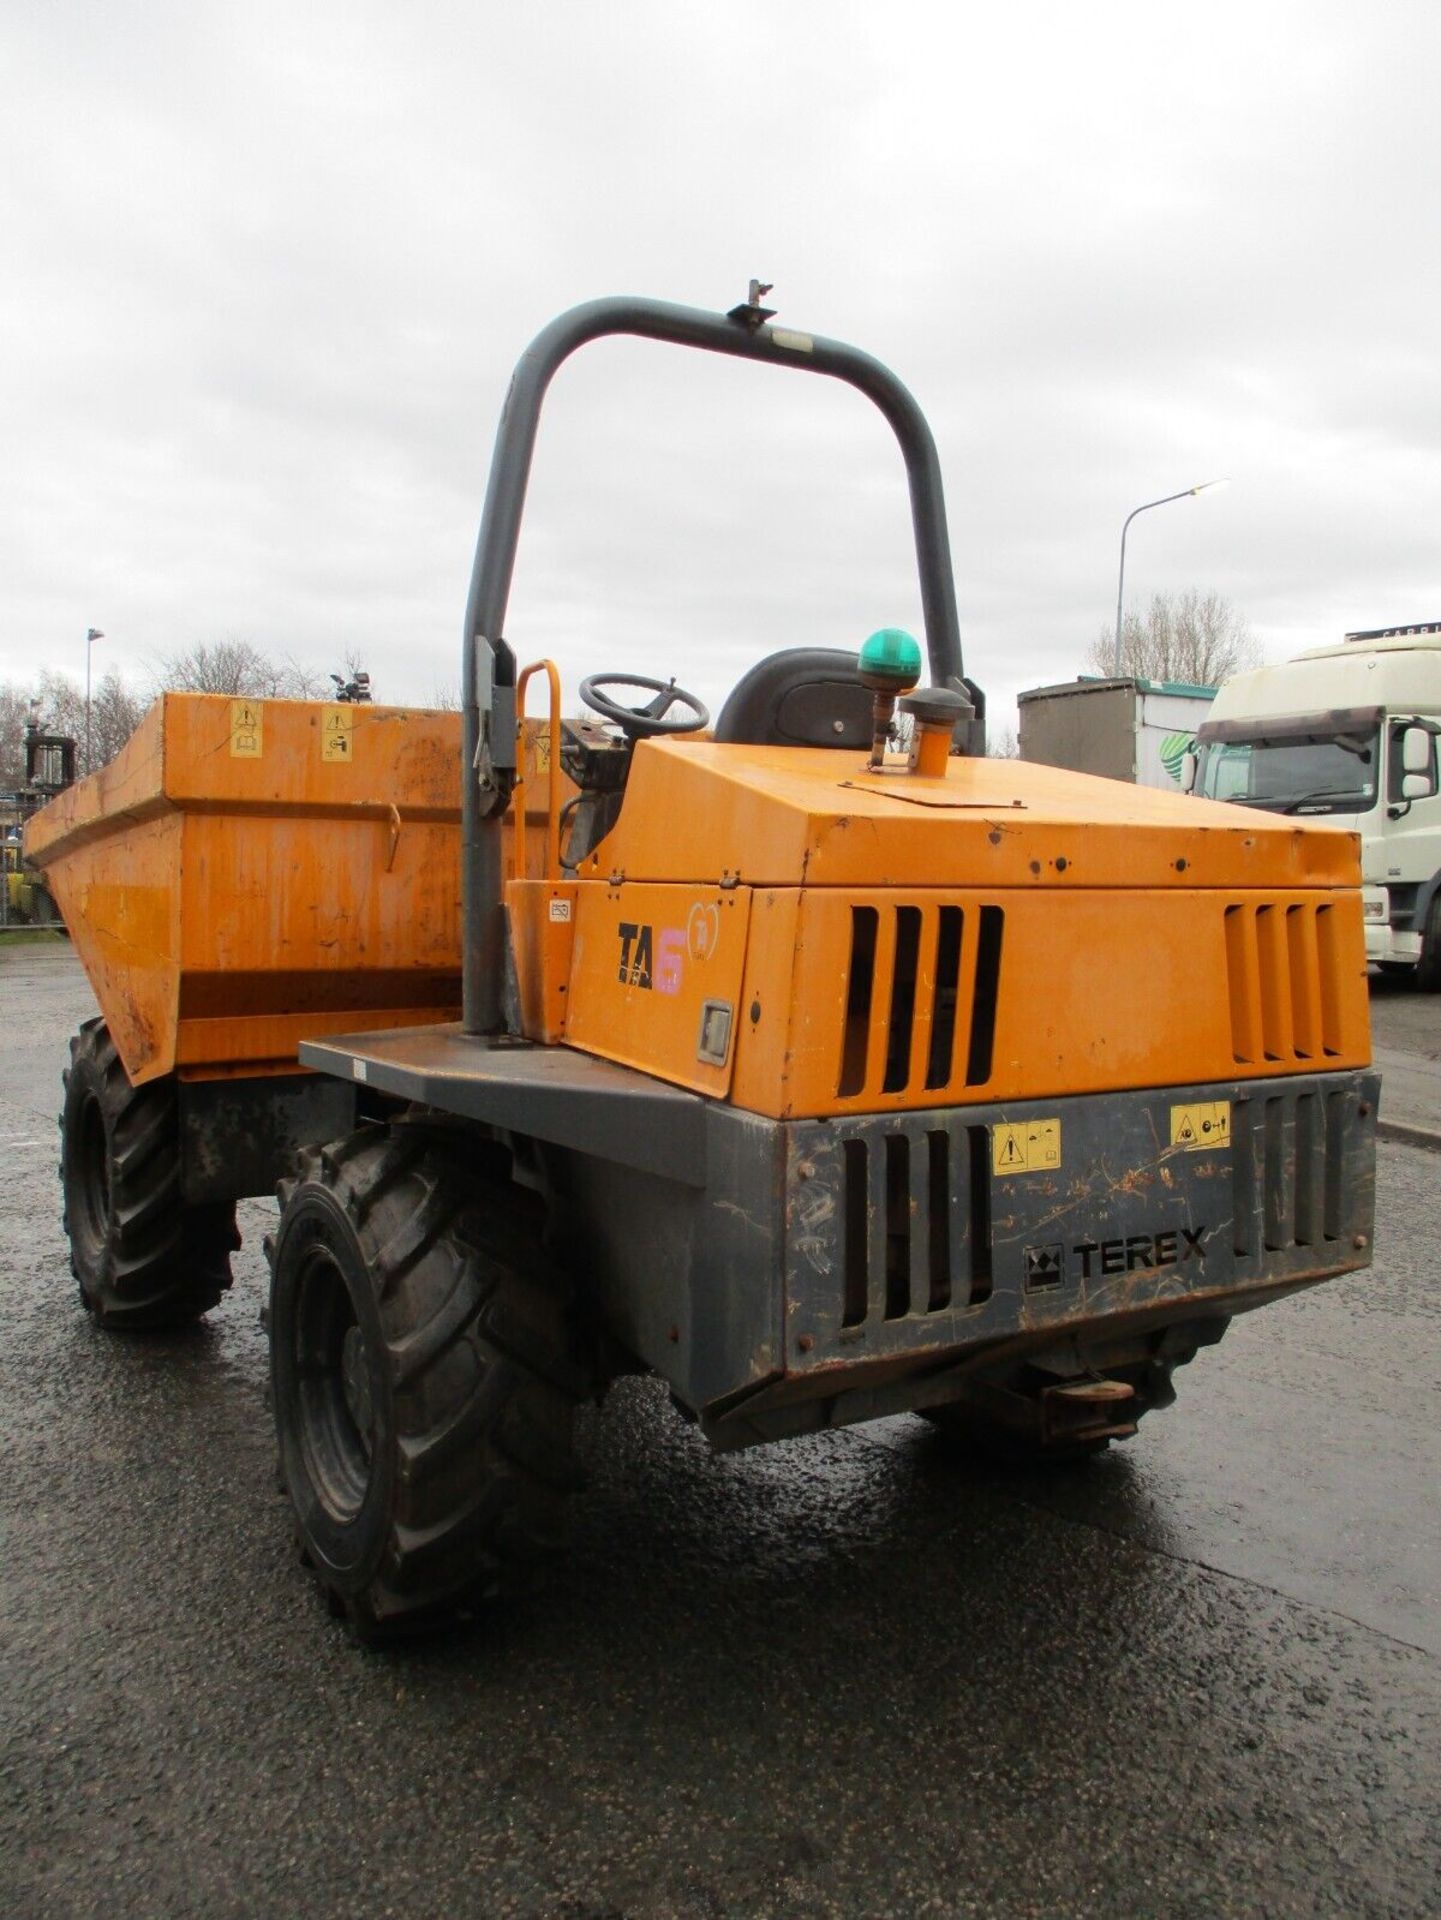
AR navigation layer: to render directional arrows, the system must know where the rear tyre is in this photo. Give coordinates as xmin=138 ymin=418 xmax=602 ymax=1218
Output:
xmin=1415 ymin=896 xmax=1441 ymax=992
xmin=268 ymin=1125 xmax=587 ymax=1643
xmin=60 ymin=1017 xmax=238 ymax=1329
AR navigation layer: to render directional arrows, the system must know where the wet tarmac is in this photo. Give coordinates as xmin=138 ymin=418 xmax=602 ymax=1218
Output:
xmin=2 ymin=944 xmax=1438 ymax=1918
xmin=1368 ymin=970 xmax=1441 ymax=1145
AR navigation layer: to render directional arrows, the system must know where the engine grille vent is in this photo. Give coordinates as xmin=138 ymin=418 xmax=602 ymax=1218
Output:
xmin=838 ymin=903 xmax=1003 ymax=1100
xmin=1231 ymin=1087 xmax=1349 ymax=1255
xmin=840 ymin=1123 xmax=992 ymax=1327
xmin=1224 ymin=902 xmax=1344 ymax=1066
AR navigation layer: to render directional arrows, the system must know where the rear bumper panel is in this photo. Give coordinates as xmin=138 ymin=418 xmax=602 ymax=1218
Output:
xmin=336 ymin=1037 xmax=1378 ymax=1446
xmin=774 ymin=1069 xmax=1378 ymax=1385
xmin=678 ymin=1068 xmax=1377 ymax=1444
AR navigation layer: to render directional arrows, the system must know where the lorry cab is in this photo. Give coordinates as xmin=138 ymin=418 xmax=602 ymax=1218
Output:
xmin=1194 ymin=626 xmax=1441 ymax=984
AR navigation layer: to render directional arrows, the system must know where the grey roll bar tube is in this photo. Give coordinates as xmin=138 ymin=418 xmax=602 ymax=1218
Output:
xmin=462 ymin=295 xmax=974 ymax=1034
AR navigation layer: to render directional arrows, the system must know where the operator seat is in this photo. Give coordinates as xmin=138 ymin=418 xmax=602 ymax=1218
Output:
xmin=713 ymin=648 xmax=873 ymax=748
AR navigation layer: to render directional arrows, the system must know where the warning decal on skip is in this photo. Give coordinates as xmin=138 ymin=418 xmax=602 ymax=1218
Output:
xmin=321 ymin=706 xmax=355 ymax=762
xmin=229 ymin=700 xmax=263 ymax=758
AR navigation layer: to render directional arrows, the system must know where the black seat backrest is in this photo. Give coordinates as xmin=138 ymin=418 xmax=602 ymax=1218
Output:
xmin=713 ymin=648 xmax=872 ymax=748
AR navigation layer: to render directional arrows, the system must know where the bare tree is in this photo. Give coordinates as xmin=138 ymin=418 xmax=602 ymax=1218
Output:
xmin=987 ymin=727 xmax=1020 ymax=759
xmin=36 ymin=669 xmax=146 ymax=775
xmin=158 ymin=638 xmax=268 ymax=695
xmin=1 ymin=668 xmax=147 ymax=782
xmin=89 ymin=672 xmax=148 ymax=770
xmin=280 ymin=659 xmax=329 ymax=699
xmin=1087 ymin=589 xmax=1259 ymax=686
xmin=0 ymin=683 xmax=31 ymax=789
xmin=158 ymin=638 xmax=325 ymax=700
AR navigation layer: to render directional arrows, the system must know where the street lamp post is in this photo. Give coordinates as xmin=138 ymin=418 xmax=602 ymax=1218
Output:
xmin=85 ymin=628 xmax=104 ymax=772
xmin=1113 ymin=481 xmax=1229 ymax=677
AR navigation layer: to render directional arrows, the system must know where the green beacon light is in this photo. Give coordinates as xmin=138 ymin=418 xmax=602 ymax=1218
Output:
xmin=857 ymin=628 xmax=923 ymax=768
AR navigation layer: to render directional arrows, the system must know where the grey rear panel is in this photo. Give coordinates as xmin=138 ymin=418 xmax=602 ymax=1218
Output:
xmin=780 ymin=1072 xmax=1376 ymax=1372
xmin=544 ymin=1071 xmax=1377 ymax=1446
xmin=301 ymin=1026 xmax=1377 ymax=1449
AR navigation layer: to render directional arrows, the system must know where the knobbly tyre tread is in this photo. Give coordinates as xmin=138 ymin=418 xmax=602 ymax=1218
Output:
xmin=1416 ymin=895 xmax=1441 ymax=992
xmin=59 ymin=1016 xmax=239 ymax=1329
xmin=267 ymin=1123 xmax=588 ymax=1644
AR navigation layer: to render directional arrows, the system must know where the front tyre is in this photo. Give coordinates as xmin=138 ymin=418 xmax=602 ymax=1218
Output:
xmin=1415 ymin=895 xmax=1441 ymax=992
xmin=268 ymin=1126 xmax=586 ymax=1642
xmin=60 ymin=1017 xmax=238 ymax=1329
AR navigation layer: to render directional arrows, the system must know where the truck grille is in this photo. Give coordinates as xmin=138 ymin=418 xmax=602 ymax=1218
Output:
xmin=1231 ymin=1086 xmax=1350 ymax=1255
xmin=837 ymin=903 xmax=1003 ymax=1100
xmin=839 ymin=1121 xmax=993 ymax=1327
xmin=1224 ymin=902 xmax=1344 ymax=1065
xmin=777 ymin=1071 xmax=1374 ymax=1380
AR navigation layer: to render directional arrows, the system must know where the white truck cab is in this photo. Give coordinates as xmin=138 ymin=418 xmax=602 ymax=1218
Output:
xmin=1193 ymin=625 xmax=1441 ymax=985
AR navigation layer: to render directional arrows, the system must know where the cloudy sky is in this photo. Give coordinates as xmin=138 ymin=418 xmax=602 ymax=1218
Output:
xmin=4 ymin=0 xmax=1439 ymax=739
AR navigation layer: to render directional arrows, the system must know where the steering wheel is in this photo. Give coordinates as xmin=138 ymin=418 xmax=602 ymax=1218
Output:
xmin=579 ymin=673 xmax=710 ymax=740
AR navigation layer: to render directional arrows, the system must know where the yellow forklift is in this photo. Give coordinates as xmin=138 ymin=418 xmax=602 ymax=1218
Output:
xmin=3 ymin=711 xmax=73 ymax=925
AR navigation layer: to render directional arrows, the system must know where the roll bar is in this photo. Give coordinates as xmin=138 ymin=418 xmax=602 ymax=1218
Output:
xmin=463 ymin=294 xmax=976 ymax=1033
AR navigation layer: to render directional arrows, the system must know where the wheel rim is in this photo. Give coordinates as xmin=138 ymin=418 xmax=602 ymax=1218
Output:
xmin=293 ymin=1239 xmax=376 ymax=1523
xmin=74 ymin=1092 xmax=111 ymax=1257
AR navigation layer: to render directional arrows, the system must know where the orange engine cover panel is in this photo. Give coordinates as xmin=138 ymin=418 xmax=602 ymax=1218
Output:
xmin=518 ymin=738 xmax=1371 ymax=1118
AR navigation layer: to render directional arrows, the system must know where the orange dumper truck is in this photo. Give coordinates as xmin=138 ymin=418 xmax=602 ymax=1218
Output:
xmin=26 ymin=293 xmax=1378 ymax=1641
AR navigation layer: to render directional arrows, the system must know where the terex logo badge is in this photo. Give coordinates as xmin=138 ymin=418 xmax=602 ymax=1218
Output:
xmin=1022 ymin=1224 xmax=1208 ymax=1291
xmin=1075 ymin=1225 xmax=1207 ymax=1279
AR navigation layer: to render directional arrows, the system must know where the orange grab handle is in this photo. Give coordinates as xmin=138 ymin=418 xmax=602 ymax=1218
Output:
xmin=515 ymin=659 xmax=563 ymax=881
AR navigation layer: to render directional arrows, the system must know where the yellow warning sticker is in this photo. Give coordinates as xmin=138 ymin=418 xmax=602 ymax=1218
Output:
xmin=992 ymin=1119 xmax=1062 ymax=1177
xmin=1170 ymin=1101 xmax=1231 ymax=1151
xmin=229 ymin=699 xmax=263 ymax=758
xmin=321 ymin=705 xmax=355 ymax=763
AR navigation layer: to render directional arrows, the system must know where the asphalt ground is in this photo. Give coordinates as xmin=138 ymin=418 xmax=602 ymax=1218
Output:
xmin=1368 ymin=970 xmax=1441 ymax=1148
xmin=1 ymin=944 xmax=1438 ymax=1919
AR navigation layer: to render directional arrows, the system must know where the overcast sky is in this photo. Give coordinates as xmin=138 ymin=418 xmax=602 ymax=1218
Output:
xmin=5 ymin=0 xmax=1440 ymax=739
